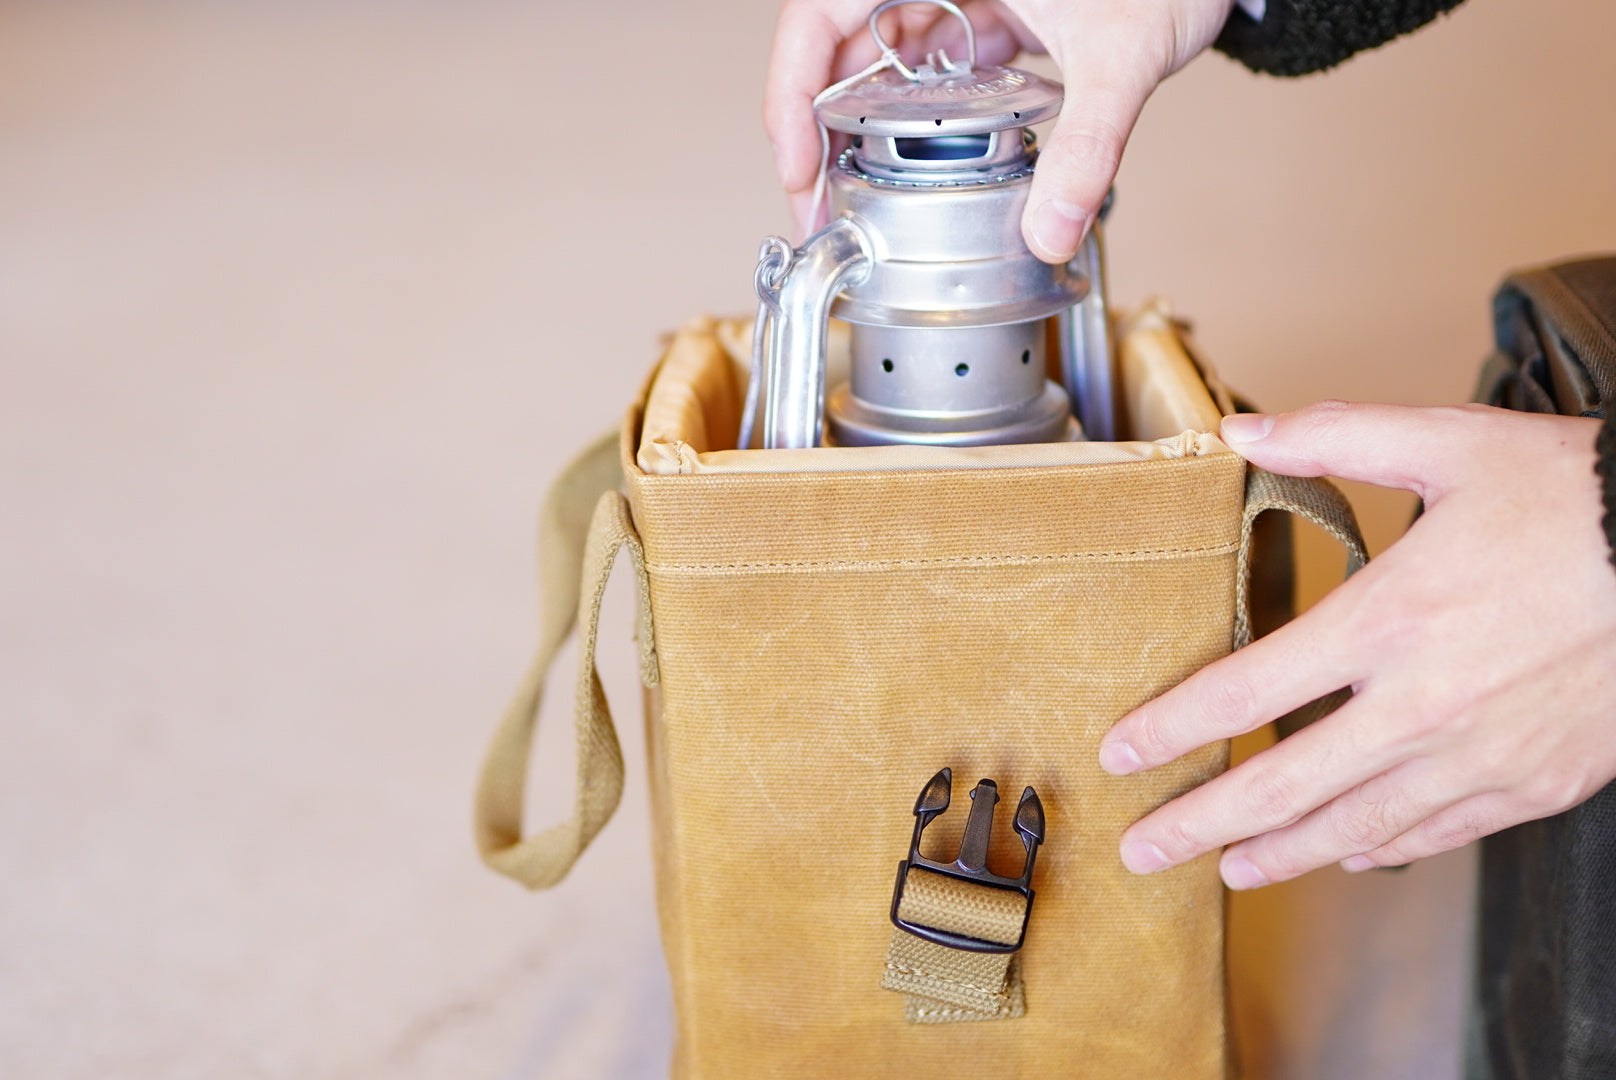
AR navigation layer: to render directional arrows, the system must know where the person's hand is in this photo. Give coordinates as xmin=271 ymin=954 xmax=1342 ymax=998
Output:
xmin=1099 ymin=402 xmax=1616 ymax=889
xmin=764 ymin=0 xmax=1238 ymax=261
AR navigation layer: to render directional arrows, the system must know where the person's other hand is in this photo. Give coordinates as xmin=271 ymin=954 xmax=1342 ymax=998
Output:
xmin=1099 ymin=402 xmax=1616 ymax=889
xmin=764 ymin=0 xmax=1238 ymax=261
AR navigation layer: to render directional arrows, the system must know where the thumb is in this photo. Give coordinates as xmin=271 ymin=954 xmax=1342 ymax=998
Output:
xmin=1020 ymin=36 xmax=1164 ymax=263
xmin=1219 ymin=401 xmax=1485 ymax=496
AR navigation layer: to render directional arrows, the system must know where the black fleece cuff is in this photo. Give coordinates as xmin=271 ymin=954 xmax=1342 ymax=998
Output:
xmin=1599 ymin=413 xmax=1616 ymax=572
xmin=1214 ymin=0 xmax=1468 ymax=77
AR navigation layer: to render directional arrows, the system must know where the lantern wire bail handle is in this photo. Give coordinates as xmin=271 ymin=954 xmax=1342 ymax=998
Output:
xmin=805 ymin=0 xmax=977 ymax=234
xmin=867 ymin=0 xmax=977 ymax=82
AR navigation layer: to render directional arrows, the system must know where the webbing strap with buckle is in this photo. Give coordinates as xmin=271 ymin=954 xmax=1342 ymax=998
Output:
xmin=881 ymin=768 xmax=1043 ymax=1023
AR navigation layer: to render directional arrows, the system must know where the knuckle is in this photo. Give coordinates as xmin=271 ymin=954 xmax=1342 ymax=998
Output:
xmin=774 ymin=0 xmax=823 ymax=49
xmin=1242 ymin=767 xmax=1300 ymax=826
xmin=1384 ymin=677 xmax=1471 ymax=747
xmin=1406 ymin=697 xmax=1462 ymax=746
xmin=1198 ymin=674 xmax=1260 ymax=732
xmin=1362 ymin=842 xmax=1401 ymax=868
xmin=1043 ymin=121 xmax=1125 ymax=202
xmin=1162 ymin=8 xmax=1192 ymax=68
xmin=1157 ymin=816 xmax=1204 ymax=862
xmin=1330 ymin=795 xmax=1392 ymax=852
xmin=1443 ymin=402 xmax=1498 ymax=431
xmin=1257 ymin=844 xmax=1309 ymax=882
xmin=1455 ymin=402 xmax=1502 ymax=425
xmin=1289 ymin=398 xmax=1352 ymax=435
xmin=1328 ymin=570 xmax=1417 ymax=661
xmin=1125 ymin=703 xmax=1177 ymax=765
xmin=1089 ymin=20 xmax=1177 ymax=86
xmin=1351 ymin=575 xmax=1440 ymax=657
xmin=1420 ymin=810 xmax=1489 ymax=855
xmin=1518 ymin=771 xmax=1585 ymax=820
xmin=1462 ymin=738 xmax=1521 ymax=789
xmin=1271 ymin=400 xmax=1354 ymax=474
xmin=1337 ymin=588 xmax=1394 ymax=653
xmin=1368 ymin=577 xmax=1424 ymax=634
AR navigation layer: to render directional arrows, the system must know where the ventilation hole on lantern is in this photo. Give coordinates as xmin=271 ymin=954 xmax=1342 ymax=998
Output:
xmin=882 ymin=358 xmax=894 ymax=373
xmin=955 ymin=363 xmax=969 ymax=377
xmin=1013 ymin=111 xmax=1021 ymax=119
xmin=1021 ymin=350 xmax=1031 ymax=365
xmin=859 ymin=116 xmax=866 ymax=124
xmin=934 ymin=118 xmax=943 ymax=126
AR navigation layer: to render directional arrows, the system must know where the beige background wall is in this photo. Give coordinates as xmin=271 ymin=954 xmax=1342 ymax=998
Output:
xmin=4 ymin=1 xmax=1615 ymax=1077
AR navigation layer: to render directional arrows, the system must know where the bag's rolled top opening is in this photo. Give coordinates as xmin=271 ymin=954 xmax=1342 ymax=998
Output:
xmin=636 ymin=301 xmax=1232 ymax=476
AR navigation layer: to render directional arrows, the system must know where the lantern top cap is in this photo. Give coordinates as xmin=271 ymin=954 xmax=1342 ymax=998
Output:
xmin=816 ymin=64 xmax=1063 ymax=138
xmin=814 ymin=0 xmax=1062 ymax=138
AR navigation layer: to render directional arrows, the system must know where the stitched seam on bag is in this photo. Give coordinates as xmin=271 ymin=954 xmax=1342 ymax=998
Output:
xmin=912 ymin=1001 xmax=1008 ymax=1019
xmin=646 ymin=541 xmax=1239 ymax=575
xmin=884 ymin=961 xmax=1006 ymax=997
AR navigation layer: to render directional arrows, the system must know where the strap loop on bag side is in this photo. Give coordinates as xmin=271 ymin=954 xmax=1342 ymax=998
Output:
xmin=1234 ymin=467 xmax=1367 ymax=735
xmin=474 ymin=430 xmax=657 ymax=889
xmin=1235 ymin=466 xmax=1367 ymax=651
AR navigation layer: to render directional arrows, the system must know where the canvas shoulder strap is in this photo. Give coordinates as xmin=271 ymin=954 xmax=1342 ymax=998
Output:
xmin=473 ymin=429 xmax=657 ymax=889
xmin=1235 ymin=467 xmax=1367 ymax=650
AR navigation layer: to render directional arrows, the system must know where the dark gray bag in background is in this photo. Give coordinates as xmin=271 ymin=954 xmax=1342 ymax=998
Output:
xmin=1469 ymin=256 xmax=1616 ymax=1080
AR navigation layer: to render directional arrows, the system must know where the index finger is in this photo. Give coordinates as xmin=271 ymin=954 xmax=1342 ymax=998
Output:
xmin=1099 ymin=580 xmax=1369 ymax=776
xmin=763 ymin=0 xmax=885 ymax=213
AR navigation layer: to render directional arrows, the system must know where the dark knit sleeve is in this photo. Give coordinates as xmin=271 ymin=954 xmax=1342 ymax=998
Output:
xmin=1600 ymin=413 xmax=1616 ymax=572
xmin=1215 ymin=0 xmax=1468 ymax=77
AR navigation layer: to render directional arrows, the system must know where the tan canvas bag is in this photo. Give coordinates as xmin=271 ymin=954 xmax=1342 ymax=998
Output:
xmin=476 ymin=305 xmax=1366 ymax=1079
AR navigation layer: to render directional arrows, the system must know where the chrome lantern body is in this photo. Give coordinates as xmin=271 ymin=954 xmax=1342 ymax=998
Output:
xmin=744 ymin=0 xmax=1115 ymax=450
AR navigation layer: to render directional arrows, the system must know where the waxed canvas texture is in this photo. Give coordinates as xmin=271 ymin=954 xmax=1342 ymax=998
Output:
xmin=623 ymin=410 xmax=1243 ymax=1079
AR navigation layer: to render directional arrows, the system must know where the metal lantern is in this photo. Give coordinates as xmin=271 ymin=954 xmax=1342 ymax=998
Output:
xmin=743 ymin=0 xmax=1115 ymax=450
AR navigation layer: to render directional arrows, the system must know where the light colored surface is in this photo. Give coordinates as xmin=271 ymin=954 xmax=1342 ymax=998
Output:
xmin=3 ymin=1 xmax=1615 ymax=1077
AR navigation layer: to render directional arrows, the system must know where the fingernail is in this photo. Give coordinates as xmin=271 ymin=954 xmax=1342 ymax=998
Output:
xmin=1099 ymin=739 xmax=1143 ymax=775
xmin=1221 ymin=855 xmax=1269 ymax=890
xmin=1120 ymin=839 xmax=1170 ymax=874
xmin=1030 ymin=198 xmax=1088 ymax=262
xmin=1220 ymin=414 xmax=1275 ymax=445
xmin=1340 ymin=855 xmax=1376 ymax=873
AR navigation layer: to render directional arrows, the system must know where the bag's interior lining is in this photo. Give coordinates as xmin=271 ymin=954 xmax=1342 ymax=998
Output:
xmin=637 ymin=301 xmax=1230 ymax=476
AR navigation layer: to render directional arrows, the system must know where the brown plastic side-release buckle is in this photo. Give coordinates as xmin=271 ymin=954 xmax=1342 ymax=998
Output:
xmin=889 ymin=767 xmax=1045 ymax=953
